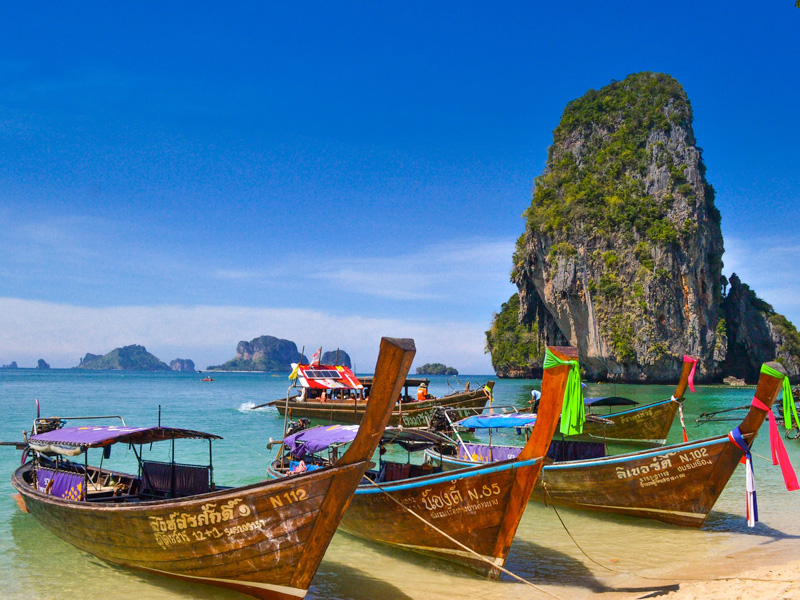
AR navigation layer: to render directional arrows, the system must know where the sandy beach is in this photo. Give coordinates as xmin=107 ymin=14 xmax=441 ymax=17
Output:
xmin=598 ymin=548 xmax=800 ymax=600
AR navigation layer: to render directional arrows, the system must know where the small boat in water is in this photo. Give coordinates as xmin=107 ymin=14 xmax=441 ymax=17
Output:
xmin=267 ymin=346 xmax=574 ymax=577
xmin=267 ymin=361 xmax=493 ymax=427
xmin=427 ymin=350 xmax=792 ymax=528
xmin=11 ymin=337 xmax=416 ymax=600
xmin=537 ymin=351 xmax=698 ymax=446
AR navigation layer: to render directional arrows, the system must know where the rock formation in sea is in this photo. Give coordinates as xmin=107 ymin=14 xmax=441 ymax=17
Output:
xmin=720 ymin=274 xmax=800 ymax=382
xmin=170 ymin=358 xmax=196 ymax=372
xmin=320 ymin=350 xmax=352 ymax=368
xmin=416 ymin=363 xmax=459 ymax=376
xmin=492 ymin=72 xmax=799 ymax=382
xmin=208 ymin=335 xmax=308 ymax=371
xmin=76 ymin=345 xmax=170 ymax=371
xmin=0 ymin=361 xmax=19 ymax=369
xmin=36 ymin=359 xmax=50 ymax=369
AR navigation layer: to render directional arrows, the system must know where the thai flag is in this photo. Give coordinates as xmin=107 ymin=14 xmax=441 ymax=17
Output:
xmin=310 ymin=347 xmax=322 ymax=366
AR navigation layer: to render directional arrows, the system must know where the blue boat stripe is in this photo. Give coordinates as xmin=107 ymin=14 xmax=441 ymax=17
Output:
xmin=430 ymin=436 xmax=729 ymax=471
xmin=602 ymin=398 xmax=673 ymax=418
xmin=355 ymin=457 xmax=542 ymax=495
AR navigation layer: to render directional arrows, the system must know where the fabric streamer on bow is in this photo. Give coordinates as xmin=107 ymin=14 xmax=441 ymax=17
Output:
xmin=751 ymin=365 xmax=800 ymax=492
xmin=683 ymin=355 xmax=698 ymax=393
xmin=543 ymin=348 xmax=585 ymax=436
xmin=728 ymin=426 xmax=757 ymax=527
xmin=678 ymin=402 xmax=688 ymax=443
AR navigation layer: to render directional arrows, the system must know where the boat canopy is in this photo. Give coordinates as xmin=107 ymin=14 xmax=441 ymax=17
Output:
xmin=294 ymin=364 xmax=363 ymax=390
xmin=584 ymin=396 xmax=638 ymax=407
xmin=283 ymin=425 xmax=451 ymax=457
xmin=28 ymin=426 xmax=221 ymax=456
xmin=455 ymin=413 xmax=538 ymax=429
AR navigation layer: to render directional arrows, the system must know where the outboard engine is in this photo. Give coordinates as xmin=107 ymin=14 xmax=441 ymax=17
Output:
xmin=286 ymin=417 xmax=311 ymax=436
xmin=428 ymin=407 xmax=452 ymax=433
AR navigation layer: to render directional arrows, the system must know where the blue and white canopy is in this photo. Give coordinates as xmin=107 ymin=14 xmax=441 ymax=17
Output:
xmin=454 ymin=413 xmax=538 ymax=429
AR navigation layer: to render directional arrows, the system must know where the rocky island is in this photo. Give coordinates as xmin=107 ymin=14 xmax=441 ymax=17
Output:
xmin=170 ymin=358 xmax=195 ymax=372
xmin=416 ymin=363 xmax=458 ymax=376
xmin=489 ymin=72 xmax=800 ymax=383
xmin=208 ymin=335 xmax=308 ymax=371
xmin=1 ymin=361 xmax=19 ymax=369
xmin=76 ymin=345 xmax=170 ymax=371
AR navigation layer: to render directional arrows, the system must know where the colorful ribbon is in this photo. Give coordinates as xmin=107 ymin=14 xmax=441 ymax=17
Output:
xmin=677 ymin=400 xmax=688 ymax=443
xmin=543 ymin=348 xmax=585 ymax=436
xmin=728 ymin=426 xmax=757 ymax=527
xmin=751 ymin=396 xmax=799 ymax=491
xmin=683 ymin=355 xmax=698 ymax=393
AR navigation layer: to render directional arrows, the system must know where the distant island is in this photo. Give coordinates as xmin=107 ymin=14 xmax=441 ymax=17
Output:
xmin=1 ymin=361 xmax=19 ymax=369
xmin=208 ymin=335 xmax=308 ymax=371
xmin=207 ymin=336 xmax=353 ymax=372
xmin=76 ymin=345 xmax=170 ymax=370
xmin=170 ymin=358 xmax=195 ymax=372
xmin=416 ymin=363 xmax=458 ymax=376
xmin=37 ymin=359 xmax=50 ymax=369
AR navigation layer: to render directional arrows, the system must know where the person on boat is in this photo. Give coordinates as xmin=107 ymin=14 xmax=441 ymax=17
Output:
xmin=320 ymin=390 xmax=327 ymax=403
xmin=298 ymin=387 xmax=308 ymax=402
xmin=417 ymin=382 xmax=428 ymax=402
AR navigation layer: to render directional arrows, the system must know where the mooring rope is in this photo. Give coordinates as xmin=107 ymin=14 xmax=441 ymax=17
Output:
xmin=543 ymin=479 xmax=799 ymax=586
xmin=361 ymin=474 xmax=564 ymax=599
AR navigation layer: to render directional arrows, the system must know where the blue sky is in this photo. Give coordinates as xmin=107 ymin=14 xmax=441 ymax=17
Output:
xmin=1 ymin=2 xmax=798 ymax=372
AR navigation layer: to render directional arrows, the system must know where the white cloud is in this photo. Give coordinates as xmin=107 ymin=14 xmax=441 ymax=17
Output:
xmin=0 ymin=298 xmax=495 ymax=373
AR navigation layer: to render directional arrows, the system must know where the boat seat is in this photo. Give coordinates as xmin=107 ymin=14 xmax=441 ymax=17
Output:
xmin=141 ymin=460 xmax=211 ymax=496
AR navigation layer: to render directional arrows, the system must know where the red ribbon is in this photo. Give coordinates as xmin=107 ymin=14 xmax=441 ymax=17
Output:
xmin=752 ymin=396 xmax=799 ymax=491
xmin=683 ymin=355 xmax=697 ymax=393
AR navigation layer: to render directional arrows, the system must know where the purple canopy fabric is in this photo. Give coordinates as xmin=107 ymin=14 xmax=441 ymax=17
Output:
xmin=282 ymin=425 xmax=452 ymax=458
xmin=283 ymin=425 xmax=360 ymax=458
xmin=457 ymin=443 xmax=522 ymax=462
xmin=454 ymin=413 xmax=538 ymax=429
xmin=28 ymin=426 xmax=221 ymax=456
xmin=36 ymin=467 xmax=85 ymax=500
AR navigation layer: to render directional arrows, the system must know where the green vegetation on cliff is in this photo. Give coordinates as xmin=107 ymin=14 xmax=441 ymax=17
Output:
xmin=485 ymin=294 xmax=544 ymax=374
xmin=416 ymin=363 xmax=458 ymax=376
xmin=514 ymin=72 xmax=715 ymax=270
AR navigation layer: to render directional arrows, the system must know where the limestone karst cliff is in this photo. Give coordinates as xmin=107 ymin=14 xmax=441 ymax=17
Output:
xmin=208 ymin=335 xmax=308 ymax=371
xmin=493 ymin=72 xmax=798 ymax=382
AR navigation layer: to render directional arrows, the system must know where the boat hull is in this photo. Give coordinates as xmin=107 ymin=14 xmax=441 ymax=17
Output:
xmin=569 ymin=398 xmax=680 ymax=446
xmin=339 ymin=458 xmax=543 ymax=578
xmin=428 ymin=435 xmax=742 ymax=527
xmin=276 ymin=388 xmax=490 ymax=427
xmin=12 ymin=460 xmax=369 ymax=600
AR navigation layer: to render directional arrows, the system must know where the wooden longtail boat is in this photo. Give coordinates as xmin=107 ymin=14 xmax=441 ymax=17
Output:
xmin=268 ymin=347 xmax=572 ymax=578
xmin=426 ymin=350 xmax=788 ymax=528
xmin=272 ymin=364 xmax=493 ymax=427
xmin=11 ymin=337 xmax=416 ymax=600
xmin=549 ymin=352 xmax=696 ymax=446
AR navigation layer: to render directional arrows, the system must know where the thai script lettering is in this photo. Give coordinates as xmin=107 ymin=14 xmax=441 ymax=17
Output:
xmin=148 ymin=498 xmax=253 ymax=549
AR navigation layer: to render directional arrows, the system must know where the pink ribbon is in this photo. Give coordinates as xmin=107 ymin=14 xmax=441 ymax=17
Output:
xmin=752 ymin=396 xmax=799 ymax=491
xmin=683 ymin=355 xmax=698 ymax=393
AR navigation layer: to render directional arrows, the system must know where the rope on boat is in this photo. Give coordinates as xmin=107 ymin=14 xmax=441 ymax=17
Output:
xmin=361 ymin=475 xmax=564 ymax=600
xmin=543 ymin=479 xmax=800 ymax=587
xmin=542 ymin=482 xmax=613 ymax=572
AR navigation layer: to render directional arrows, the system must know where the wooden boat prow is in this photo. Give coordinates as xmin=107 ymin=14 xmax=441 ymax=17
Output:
xmin=332 ymin=346 xmax=572 ymax=578
xmin=12 ymin=337 xmax=416 ymax=600
xmin=430 ymin=358 xmax=789 ymax=528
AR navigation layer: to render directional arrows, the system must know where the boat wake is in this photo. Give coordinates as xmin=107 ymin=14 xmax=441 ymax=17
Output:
xmin=237 ymin=402 xmax=257 ymax=412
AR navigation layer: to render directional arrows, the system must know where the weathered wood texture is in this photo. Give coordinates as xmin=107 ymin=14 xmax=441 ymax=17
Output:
xmin=276 ymin=387 xmax=490 ymax=427
xmin=432 ymin=360 xmax=786 ymax=528
xmin=13 ymin=336 xmax=416 ymax=600
xmin=339 ymin=349 xmax=570 ymax=578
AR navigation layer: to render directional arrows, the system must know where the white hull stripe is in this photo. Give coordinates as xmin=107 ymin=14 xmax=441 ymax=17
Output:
xmin=141 ymin=566 xmax=307 ymax=598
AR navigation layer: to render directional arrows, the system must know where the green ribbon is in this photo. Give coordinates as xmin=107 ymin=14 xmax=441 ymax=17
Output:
xmin=759 ymin=363 xmax=800 ymax=432
xmin=543 ymin=348 xmax=585 ymax=435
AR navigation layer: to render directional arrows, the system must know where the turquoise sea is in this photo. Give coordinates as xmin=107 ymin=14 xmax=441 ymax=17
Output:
xmin=2 ymin=369 xmax=799 ymax=600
